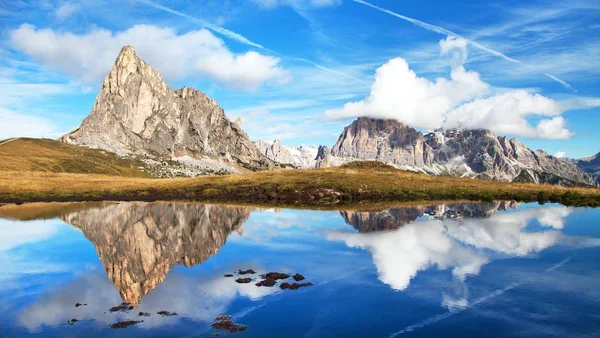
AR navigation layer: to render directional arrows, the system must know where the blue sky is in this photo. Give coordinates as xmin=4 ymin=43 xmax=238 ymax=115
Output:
xmin=1 ymin=0 xmax=599 ymax=158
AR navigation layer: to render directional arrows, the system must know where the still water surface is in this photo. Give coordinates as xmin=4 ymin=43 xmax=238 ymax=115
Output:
xmin=0 ymin=201 xmax=599 ymax=337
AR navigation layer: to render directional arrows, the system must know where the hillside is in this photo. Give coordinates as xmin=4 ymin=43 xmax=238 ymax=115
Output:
xmin=0 ymin=161 xmax=599 ymax=207
xmin=0 ymin=138 xmax=149 ymax=177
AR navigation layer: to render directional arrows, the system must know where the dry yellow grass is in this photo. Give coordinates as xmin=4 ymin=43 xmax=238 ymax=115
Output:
xmin=1 ymin=165 xmax=598 ymax=207
xmin=0 ymin=138 xmax=148 ymax=177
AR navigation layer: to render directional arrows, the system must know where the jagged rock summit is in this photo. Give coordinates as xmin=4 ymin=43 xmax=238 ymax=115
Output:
xmin=60 ymin=45 xmax=275 ymax=175
xmin=314 ymin=117 xmax=596 ymax=187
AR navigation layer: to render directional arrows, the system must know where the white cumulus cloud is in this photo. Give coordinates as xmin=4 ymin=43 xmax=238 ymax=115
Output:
xmin=324 ymin=36 xmax=574 ymax=139
xmin=9 ymin=24 xmax=290 ymax=90
xmin=554 ymin=151 xmax=566 ymax=158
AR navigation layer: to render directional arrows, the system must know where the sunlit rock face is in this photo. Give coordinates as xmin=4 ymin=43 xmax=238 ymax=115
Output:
xmin=60 ymin=46 xmax=276 ymax=174
xmin=340 ymin=201 xmax=519 ymax=232
xmin=316 ymin=117 xmax=596 ymax=187
xmin=61 ymin=202 xmax=253 ymax=306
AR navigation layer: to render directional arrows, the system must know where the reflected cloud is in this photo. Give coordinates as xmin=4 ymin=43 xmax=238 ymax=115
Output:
xmin=17 ymin=268 xmax=279 ymax=331
xmin=0 ymin=219 xmax=68 ymax=284
xmin=328 ymin=204 xmax=572 ymax=296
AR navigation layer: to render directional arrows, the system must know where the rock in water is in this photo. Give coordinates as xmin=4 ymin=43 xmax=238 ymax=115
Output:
xmin=60 ymin=45 xmax=275 ymax=175
xmin=315 ymin=117 xmax=596 ymax=187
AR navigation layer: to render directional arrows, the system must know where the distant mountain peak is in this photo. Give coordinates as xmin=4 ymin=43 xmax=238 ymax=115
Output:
xmin=314 ymin=118 xmax=596 ymax=187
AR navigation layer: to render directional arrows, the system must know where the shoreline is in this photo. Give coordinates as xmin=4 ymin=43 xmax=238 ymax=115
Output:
xmin=1 ymin=167 xmax=599 ymax=208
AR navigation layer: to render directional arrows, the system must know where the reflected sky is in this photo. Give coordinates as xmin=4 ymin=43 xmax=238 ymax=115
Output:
xmin=0 ymin=201 xmax=599 ymax=337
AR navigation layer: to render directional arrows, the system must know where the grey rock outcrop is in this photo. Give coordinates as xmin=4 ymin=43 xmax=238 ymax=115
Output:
xmin=60 ymin=45 xmax=275 ymax=174
xmin=316 ymin=117 xmax=596 ymax=187
xmin=329 ymin=118 xmax=433 ymax=169
xmin=61 ymin=202 xmax=253 ymax=306
xmin=254 ymin=139 xmax=319 ymax=168
xmin=570 ymin=152 xmax=600 ymax=184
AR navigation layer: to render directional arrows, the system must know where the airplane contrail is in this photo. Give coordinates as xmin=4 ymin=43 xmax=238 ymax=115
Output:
xmin=352 ymin=0 xmax=575 ymax=91
xmin=388 ymin=256 xmax=574 ymax=337
xmin=135 ymin=0 xmax=367 ymax=85
xmin=136 ymin=0 xmax=270 ymax=51
xmin=291 ymin=57 xmax=370 ymax=84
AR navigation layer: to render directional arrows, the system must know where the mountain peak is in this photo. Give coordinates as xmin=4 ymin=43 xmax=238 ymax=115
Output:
xmin=61 ymin=45 xmax=276 ymax=174
xmin=113 ymin=45 xmax=142 ymax=70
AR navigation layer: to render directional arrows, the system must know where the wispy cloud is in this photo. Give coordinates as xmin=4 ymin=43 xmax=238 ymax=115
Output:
xmin=135 ymin=0 xmax=367 ymax=85
xmin=352 ymin=0 xmax=575 ymax=90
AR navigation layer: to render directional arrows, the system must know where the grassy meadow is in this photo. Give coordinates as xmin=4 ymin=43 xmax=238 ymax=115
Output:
xmin=1 ymin=162 xmax=599 ymax=207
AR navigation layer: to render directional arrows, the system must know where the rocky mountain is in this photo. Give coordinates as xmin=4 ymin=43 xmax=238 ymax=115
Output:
xmin=315 ymin=117 xmax=596 ymax=187
xmin=61 ymin=202 xmax=253 ymax=306
xmin=341 ymin=201 xmax=519 ymax=232
xmin=60 ymin=45 xmax=276 ymax=176
xmin=570 ymin=152 xmax=600 ymax=184
xmin=254 ymin=139 xmax=318 ymax=168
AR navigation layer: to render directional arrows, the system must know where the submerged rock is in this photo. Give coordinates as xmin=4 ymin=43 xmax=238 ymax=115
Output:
xmin=280 ymin=282 xmax=313 ymax=290
xmin=256 ymin=279 xmax=277 ymax=287
xmin=235 ymin=278 xmax=252 ymax=284
xmin=265 ymin=272 xmax=289 ymax=280
xmin=223 ymin=274 xmax=234 ymax=278
xmin=215 ymin=315 xmax=232 ymax=321
xmin=293 ymin=274 xmax=305 ymax=281
xmin=211 ymin=318 xmax=248 ymax=333
xmin=238 ymin=269 xmax=256 ymax=275
xmin=157 ymin=311 xmax=178 ymax=316
xmin=138 ymin=312 xmax=150 ymax=317
xmin=109 ymin=320 xmax=143 ymax=329
xmin=109 ymin=302 xmax=134 ymax=312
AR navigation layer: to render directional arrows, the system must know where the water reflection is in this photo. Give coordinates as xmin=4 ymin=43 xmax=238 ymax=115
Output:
xmin=60 ymin=202 xmax=254 ymax=306
xmin=0 ymin=201 xmax=598 ymax=337
xmin=328 ymin=203 xmax=575 ymax=310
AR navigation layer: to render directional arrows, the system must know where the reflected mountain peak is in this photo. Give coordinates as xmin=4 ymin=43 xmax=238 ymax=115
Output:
xmin=341 ymin=201 xmax=520 ymax=233
xmin=329 ymin=202 xmax=573 ymax=300
xmin=60 ymin=202 xmax=253 ymax=306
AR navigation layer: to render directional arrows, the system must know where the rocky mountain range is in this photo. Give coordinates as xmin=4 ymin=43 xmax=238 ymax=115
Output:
xmin=254 ymin=139 xmax=318 ymax=168
xmin=254 ymin=117 xmax=595 ymax=187
xmin=568 ymin=152 xmax=600 ymax=184
xmin=58 ymin=45 xmax=596 ymax=187
xmin=60 ymin=46 xmax=276 ymax=176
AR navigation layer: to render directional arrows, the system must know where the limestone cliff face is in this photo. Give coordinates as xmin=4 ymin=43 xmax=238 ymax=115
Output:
xmin=328 ymin=118 xmax=433 ymax=169
xmin=316 ymin=117 xmax=596 ymax=187
xmin=61 ymin=202 xmax=253 ymax=306
xmin=60 ymin=45 xmax=275 ymax=173
xmin=340 ymin=201 xmax=519 ymax=233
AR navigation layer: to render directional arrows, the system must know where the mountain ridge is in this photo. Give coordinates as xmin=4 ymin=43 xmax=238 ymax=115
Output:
xmin=256 ymin=117 xmax=595 ymax=187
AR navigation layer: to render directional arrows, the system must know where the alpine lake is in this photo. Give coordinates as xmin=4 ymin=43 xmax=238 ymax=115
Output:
xmin=0 ymin=200 xmax=599 ymax=337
